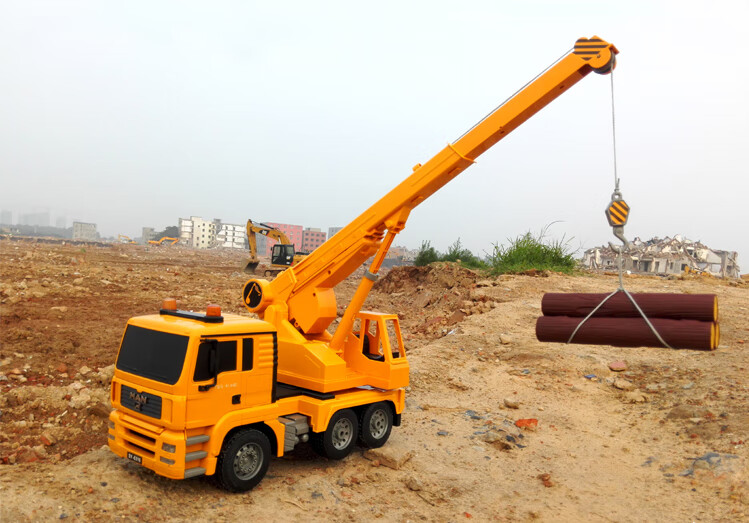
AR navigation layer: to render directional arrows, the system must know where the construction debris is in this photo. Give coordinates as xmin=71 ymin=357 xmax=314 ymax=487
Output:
xmin=582 ymin=235 xmax=740 ymax=278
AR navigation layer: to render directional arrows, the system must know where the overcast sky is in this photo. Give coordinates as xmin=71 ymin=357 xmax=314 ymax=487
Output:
xmin=2 ymin=1 xmax=747 ymax=266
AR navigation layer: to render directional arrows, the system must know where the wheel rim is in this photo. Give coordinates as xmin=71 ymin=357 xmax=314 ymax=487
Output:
xmin=369 ymin=409 xmax=388 ymax=439
xmin=233 ymin=442 xmax=262 ymax=480
xmin=331 ymin=417 xmax=354 ymax=450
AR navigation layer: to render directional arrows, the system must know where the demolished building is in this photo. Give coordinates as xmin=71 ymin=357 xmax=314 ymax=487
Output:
xmin=582 ymin=235 xmax=740 ymax=278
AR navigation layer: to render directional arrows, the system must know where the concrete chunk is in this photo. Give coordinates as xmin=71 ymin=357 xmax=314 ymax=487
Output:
xmin=363 ymin=439 xmax=414 ymax=470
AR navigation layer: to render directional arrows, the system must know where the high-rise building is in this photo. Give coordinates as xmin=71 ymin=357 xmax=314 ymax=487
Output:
xmin=0 ymin=210 xmax=11 ymax=225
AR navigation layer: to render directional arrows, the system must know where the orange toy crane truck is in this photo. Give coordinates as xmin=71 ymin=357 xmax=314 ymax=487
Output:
xmin=107 ymin=37 xmax=618 ymax=491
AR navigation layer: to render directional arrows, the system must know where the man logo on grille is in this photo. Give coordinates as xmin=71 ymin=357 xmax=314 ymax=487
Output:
xmin=129 ymin=391 xmax=149 ymax=411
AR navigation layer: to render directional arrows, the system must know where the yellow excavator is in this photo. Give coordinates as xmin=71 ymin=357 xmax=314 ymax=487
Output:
xmin=117 ymin=234 xmax=136 ymax=244
xmin=148 ymin=237 xmax=180 ymax=246
xmin=244 ymin=219 xmax=307 ymax=276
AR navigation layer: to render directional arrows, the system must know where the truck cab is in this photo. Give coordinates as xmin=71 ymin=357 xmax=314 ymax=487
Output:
xmin=108 ymin=300 xmax=405 ymax=491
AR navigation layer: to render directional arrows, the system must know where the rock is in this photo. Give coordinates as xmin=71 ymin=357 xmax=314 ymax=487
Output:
xmin=482 ymin=431 xmax=513 ymax=450
xmin=88 ymin=402 xmax=111 ymax=418
xmin=78 ymin=365 xmax=92 ymax=376
xmin=95 ymin=364 xmax=115 ymax=385
xmin=537 ymin=473 xmax=553 ymax=487
xmin=499 ymin=334 xmax=513 ymax=345
xmin=645 ymin=384 xmax=662 ymax=393
xmin=363 ymin=439 xmax=414 ymax=470
xmin=503 ymin=398 xmax=520 ymax=409
xmin=56 ymin=363 xmax=68 ymax=374
xmin=68 ymin=392 xmax=92 ymax=409
xmin=624 ymin=390 xmax=648 ymax=403
xmin=608 ymin=360 xmax=627 ymax=372
xmin=40 ymin=432 xmax=56 ymax=446
xmin=667 ymin=405 xmax=704 ymax=420
xmin=613 ymin=378 xmax=634 ymax=391
xmin=405 ymin=477 xmax=424 ymax=491
xmin=515 ymin=418 xmax=538 ymax=430
xmin=50 ymin=306 xmax=68 ymax=313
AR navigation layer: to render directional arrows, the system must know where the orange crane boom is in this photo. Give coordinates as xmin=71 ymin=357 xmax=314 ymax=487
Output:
xmin=243 ymin=37 xmax=618 ymax=391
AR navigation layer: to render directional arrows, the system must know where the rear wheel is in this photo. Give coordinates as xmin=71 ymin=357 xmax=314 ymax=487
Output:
xmin=310 ymin=409 xmax=358 ymax=460
xmin=359 ymin=402 xmax=393 ymax=448
xmin=214 ymin=429 xmax=271 ymax=492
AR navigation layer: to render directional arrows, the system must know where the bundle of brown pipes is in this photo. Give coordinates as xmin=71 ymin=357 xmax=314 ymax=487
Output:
xmin=535 ymin=293 xmax=719 ymax=350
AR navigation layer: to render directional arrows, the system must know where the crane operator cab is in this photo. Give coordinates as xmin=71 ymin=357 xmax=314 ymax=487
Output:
xmin=340 ymin=311 xmax=408 ymax=390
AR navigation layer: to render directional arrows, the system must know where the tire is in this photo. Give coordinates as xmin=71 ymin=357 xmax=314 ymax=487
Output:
xmin=214 ymin=429 xmax=271 ymax=492
xmin=310 ymin=409 xmax=359 ymax=460
xmin=359 ymin=402 xmax=393 ymax=448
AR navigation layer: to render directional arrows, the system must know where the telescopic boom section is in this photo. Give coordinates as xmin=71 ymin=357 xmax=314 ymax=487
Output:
xmin=244 ymin=37 xmax=617 ymax=338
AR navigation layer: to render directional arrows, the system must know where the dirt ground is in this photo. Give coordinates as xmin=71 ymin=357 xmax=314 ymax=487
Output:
xmin=0 ymin=238 xmax=747 ymax=521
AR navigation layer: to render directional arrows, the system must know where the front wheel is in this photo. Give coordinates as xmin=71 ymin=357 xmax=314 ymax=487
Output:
xmin=310 ymin=409 xmax=358 ymax=460
xmin=359 ymin=402 xmax=393 ymax=448
xmin=214 ymin=429 xmax=271 ymax=492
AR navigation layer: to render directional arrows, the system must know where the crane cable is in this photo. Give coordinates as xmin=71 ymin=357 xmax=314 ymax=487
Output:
xmin=566 ymin=68 xmax=674 ymax=349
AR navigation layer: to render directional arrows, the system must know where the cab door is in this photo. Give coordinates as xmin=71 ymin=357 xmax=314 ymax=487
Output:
xmin=186 ymin=338 xmax=243 ymax=428
xmin=240 ymin=334 xmax=276 ymax=408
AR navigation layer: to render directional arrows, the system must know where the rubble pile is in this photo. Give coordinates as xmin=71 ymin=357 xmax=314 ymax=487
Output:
xmin=370 ymin=263 xmax=498 ymax=340
xmin=583 ymin=235 xmax=740 ymax=278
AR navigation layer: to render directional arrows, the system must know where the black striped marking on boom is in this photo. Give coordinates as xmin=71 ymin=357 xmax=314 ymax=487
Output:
xmin=574 ymin=38 xmax=608 ymax=60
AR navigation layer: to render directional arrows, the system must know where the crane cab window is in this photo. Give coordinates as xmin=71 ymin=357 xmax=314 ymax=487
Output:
xmin=386 ymin=319 xmax=403 ymax=359
xmin=362 ymin=320 xmax=384 ymax=361
xmin=194 ymin=340 xmax=237 ymax=381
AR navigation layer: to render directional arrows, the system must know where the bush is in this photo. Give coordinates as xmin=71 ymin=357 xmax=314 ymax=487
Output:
xmin=442 ymin=239 xmax=485 ymax=269
xmin=487 ymin=227 xmax=577 ymax=275
xmin=414 ymin=238 xmax=486 ymax=269
xmin=414 ymin=240 xmax=440 ymax=267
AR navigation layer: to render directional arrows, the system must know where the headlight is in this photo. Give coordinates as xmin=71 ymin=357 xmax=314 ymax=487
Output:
xmin=162 ymin=443 xmax=176 ymax=453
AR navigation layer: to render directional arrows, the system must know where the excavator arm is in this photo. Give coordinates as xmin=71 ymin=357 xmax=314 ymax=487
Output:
xmin=245 ymin=37 xmax=617 ymax=334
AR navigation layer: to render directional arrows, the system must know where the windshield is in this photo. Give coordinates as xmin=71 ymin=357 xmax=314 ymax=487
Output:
xmin=116 ymin=325 xmax=189 ymax=385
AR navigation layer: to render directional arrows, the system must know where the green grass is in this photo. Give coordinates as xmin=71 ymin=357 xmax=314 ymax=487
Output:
xmin=414 ymin=228 xmax=577 ymax=274
xmin=486 ymin=228 xmax=577 ymax=275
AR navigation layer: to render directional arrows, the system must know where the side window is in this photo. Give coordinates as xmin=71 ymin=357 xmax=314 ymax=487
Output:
xmin=194 ymin=340 xmax=237 ymax=381
xmin=242 ymin=338 xmax=254 ymax=371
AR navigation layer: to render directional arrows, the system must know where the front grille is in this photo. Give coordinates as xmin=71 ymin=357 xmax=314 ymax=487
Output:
xmin=121 ymin=385 xmax=163 ymax=419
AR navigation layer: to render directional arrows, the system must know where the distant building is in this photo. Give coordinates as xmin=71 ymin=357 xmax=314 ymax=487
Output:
xmin=328 ymin=226 xmax=343 ymax=238
xmin=215 ymin=222 xmax=247 ymax=249
xmin=142 ymin=227 xmax=155 ymax=244
xmin=55 ymin=216 xmax=66 ymax=228
xmin=20 ymin=212 xmax=50 ymax=227
xmin=582 ymin=235 xmax=740 ymax=278
xmin=302 ymin=227 xmax=327 ymax=253
xmin=179 ymin=216 xmax=219 ymax=249
xmin=72 ymin=221 xmax=98 ymax=241
xmin=0 ymin=210 xmax=11 ymax=225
